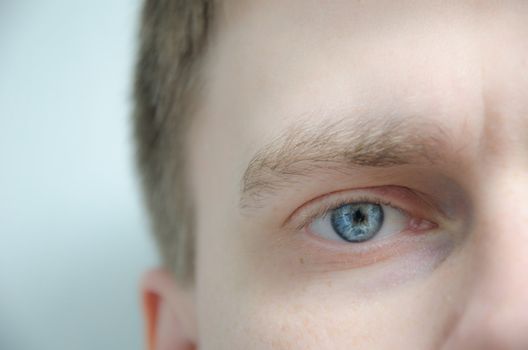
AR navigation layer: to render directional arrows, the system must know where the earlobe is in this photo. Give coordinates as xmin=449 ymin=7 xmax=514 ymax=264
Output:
xmin=143 ymin=289 xmax=160 ymax=350
xmin=141 ymin=268 xmax=197 ymax=350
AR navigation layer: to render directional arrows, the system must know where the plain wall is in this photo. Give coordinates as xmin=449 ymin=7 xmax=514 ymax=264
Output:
xmin=0 ymin=1 xmax=158 ymax=349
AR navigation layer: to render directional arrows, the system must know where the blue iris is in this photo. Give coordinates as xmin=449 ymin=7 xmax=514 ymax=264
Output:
xmin=330 ymin=203 xmax=384 ymax=242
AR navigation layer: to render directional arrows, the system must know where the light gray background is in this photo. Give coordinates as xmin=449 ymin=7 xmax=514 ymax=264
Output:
xmin=0 ymin=1 xmax=158 ymax=349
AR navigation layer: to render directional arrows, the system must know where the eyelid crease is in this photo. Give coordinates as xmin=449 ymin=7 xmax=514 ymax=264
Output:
xmin=293 ymin=195 xmax=399 ymax=231
xmin=285 ymin=186 xmax=442 ymax=231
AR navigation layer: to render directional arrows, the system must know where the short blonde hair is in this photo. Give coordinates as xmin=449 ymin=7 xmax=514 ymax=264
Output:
xmin=133 ymin=0 xmax=214 ymax=282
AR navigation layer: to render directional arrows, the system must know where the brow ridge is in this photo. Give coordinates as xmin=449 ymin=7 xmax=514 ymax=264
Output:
xmin=241 ymin=115 xmax=446 ymax=207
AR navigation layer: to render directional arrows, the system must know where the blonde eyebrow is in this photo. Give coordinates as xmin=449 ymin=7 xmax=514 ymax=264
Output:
xmin=240 ymin=115 xmax=447 ymax=207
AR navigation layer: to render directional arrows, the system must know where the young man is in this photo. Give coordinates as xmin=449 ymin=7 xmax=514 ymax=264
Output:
xmin=133 ymin=1 xmax=528 ymax=349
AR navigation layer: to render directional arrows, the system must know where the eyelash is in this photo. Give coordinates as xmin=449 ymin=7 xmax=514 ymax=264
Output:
xmin=294 ymin=194 xmax=399 ymax=231
xmin=289 ymin=186 xmax=437 ymax=235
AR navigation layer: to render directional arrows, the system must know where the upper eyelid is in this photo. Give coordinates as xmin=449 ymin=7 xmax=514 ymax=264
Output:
xmin=285 ymin=186 xmax=439 ymax=230
xmin=295 ymin=196 xmax=397 ymax=231
xmin=309 ymin=203 xmax=409 ymax=244
xmin=240 ymin=116 xmax=447 ymax=209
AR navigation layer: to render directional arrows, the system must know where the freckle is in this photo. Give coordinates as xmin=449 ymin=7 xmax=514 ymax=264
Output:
xmin=299 ymin=257 xmax=304 ymax=264
xmin=326 ymin=280 xmax=333 ymax=288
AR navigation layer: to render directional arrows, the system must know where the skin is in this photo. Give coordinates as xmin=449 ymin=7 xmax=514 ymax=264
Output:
xmin=142 ymin=1 xmax=528 ymax=349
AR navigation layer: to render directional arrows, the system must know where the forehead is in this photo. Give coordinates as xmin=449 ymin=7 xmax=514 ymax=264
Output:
xmin=189 ymin=1 xmax=528 ymax=193
xmin=200 ymin=0 xmax=527 ymax=137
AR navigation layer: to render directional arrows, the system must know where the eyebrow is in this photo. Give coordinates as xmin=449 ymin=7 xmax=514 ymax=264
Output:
xmin=240 ymin=115 xmax=447 ymax=207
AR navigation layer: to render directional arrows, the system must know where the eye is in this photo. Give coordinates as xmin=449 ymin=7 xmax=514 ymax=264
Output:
xmin=309 ymin=201 xmax=409 ymax=243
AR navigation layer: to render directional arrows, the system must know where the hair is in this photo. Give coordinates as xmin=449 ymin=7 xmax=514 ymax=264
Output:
xmin=132 ymin=0 xmax=214 ymax=283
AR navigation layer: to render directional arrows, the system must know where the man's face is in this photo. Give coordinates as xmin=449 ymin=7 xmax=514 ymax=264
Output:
xmin=187 ymin=1 xmax=528 ymax=348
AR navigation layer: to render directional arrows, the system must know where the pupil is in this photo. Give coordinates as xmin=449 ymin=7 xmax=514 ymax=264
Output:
xmin=352 ymin=209 xmax=365 ymax=224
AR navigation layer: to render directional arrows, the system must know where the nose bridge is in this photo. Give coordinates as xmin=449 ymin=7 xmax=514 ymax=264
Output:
xmin=476 ymin=170 xmax=528 ymax=316
xmin=476 ymin=169 xmax=528 ymax=277
xmin=443 ymin=170 xmax=528 ymax=349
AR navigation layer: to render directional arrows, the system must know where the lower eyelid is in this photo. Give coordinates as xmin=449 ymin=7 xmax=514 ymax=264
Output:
xmin=297 ymin=227 xmax=451 ymax=271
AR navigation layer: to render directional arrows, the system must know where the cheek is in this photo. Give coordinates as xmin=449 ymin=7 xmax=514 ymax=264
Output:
xmin=195 ymin=226 xmax=463 ymax=350
xmin=197 ymin=276 xmax=373 ymax=349
xmin=246 ymin=227 xmax=456 ymax=298
xmin=196 ymin=271 xmax=452 ymax=350
xmin=194 ymin=199 xmax=460 ymax=349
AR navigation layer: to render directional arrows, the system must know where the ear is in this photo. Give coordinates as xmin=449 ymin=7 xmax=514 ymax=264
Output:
xmin=141 ymin=268 xmax=197 ymax=350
